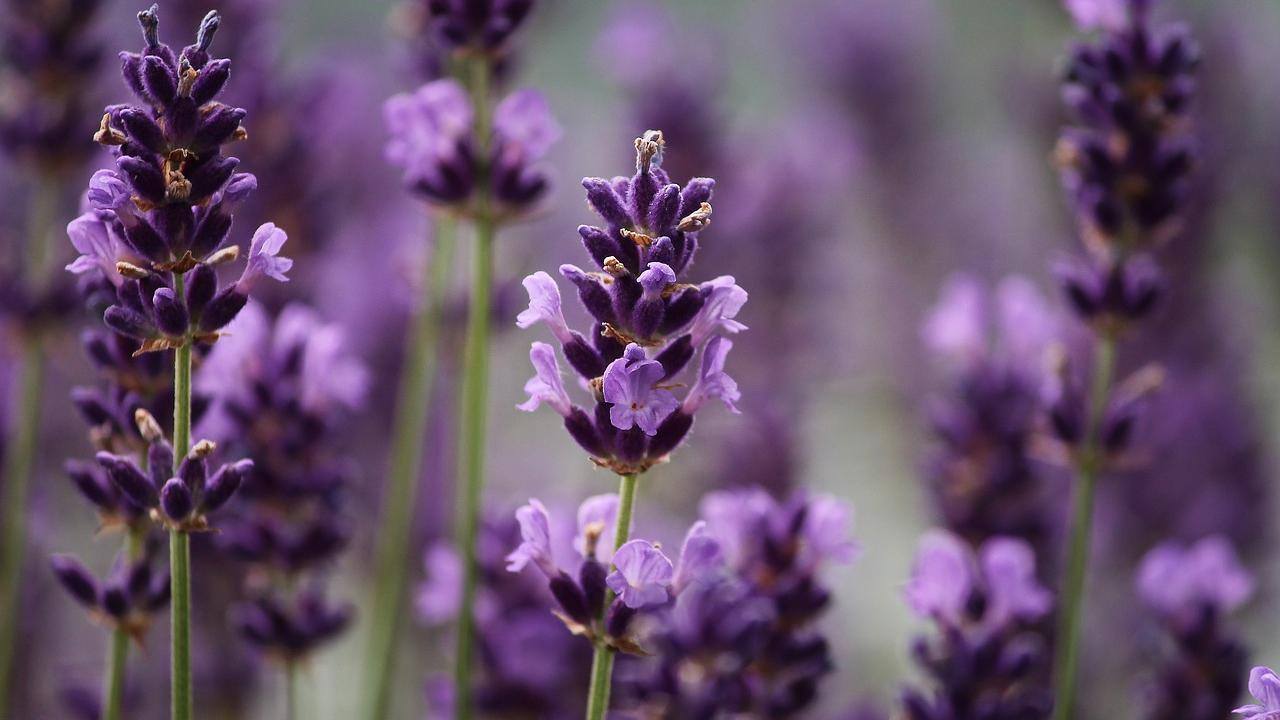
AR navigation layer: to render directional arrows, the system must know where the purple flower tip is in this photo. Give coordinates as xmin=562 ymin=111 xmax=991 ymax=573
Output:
xmin=506 ymin=499 xmax=556 ymax=577
xmin=517 ymin=342 xmax=573 ymax=417
xmin=1138 ymin=535 xmax=1254 ymax=626
xmin=1235 ymin=666 xmax=1280 ymax=719
xmin=638 ymin=262 xmax=676 ymax=296
xmin=606 ymin=539 xmax=673 ymax=609
xmin=236 ymin=223 xmax=292 ymax=293
xmin=689 ymin=276 xmax=748 ymax=346
xmin=682 ymin=336 xmax=741 ymax=415
xmin=494 ymin=89 xmax=561 ymax=159
xmin=980 ymin=537 xmax=1052 ymax=626
xmin=904 ymin=529 xmax=973 ymax=625
xmin=672 ymin=521 xmax=724 ymax=594
xmin=516 ymin=272 xmax=571 ymax=343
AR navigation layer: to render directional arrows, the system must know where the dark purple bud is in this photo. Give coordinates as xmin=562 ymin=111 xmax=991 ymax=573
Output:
xmin=616 ymin=427 xmax=647 ymax=464
xmin=191 ymin=59 xmax=231 ymax=105
xmin=579 ymin=558 xmax=608 ymax=616
xmin=577 ymin=225 xmax=620 ymax=269
xmin=647 ymin=184 xmax=681 ymax=234
xmin=631 ymin=298 xmax=664 ymax=339
xmin=654 ymin=334 xmax=694 ymax=379
xmin=104 ymin=305 xmax=154 ymax=340
xmin=141 ymin=55 xmax=177 ymax=105
xmin=178 ymin=454 xmax=207 ymax=495
xmin=605 ymin=601 xmax=637 ymax=639
xmin=659 ymin=288 xmax=703 ymax=335
xmin=152 ymin=288 xmax=189 ymax=336
xmin=630 ymin=170 xmax=660 ymax=227
xmin=185 ymin=263 xmax=216 ymax=317
xmin=582 ymin=178 xmax=632 ymax=228
xmin=97 ymin=452 xmax=158 ymax=508
xmin=561 ymin=264 xmax=616 ymax=323
xmin=81 ymin=331 xmax=116 ymax=369
xmin=562 ymin=333 xmax=605 ymax=379
xmin=190 ymin=209 xmax=232 ymax=259
xmin=161 ymin=477 xmax=193 ymax=521
xmin=122 ymin=220 xmax=169 ymax=262
xmin=118 ymin=108 xmax=166 ymax=154
xmin=71 ymin=388 xmax=114 ymax=426
xmin=648 ymin=411 xmax=693 ymax=458
xmin=647 ymin=236 xmax=675 ymax=268
xmin=592 ymin=401 xmax=618 ymax=454
xmin=202 ymin=459 xmax=250 ymax=513
xmin=199 ymin=287 xmax=247 ymax=333
xmin=678 ymin=178 xmax=715 ymax=217
xmin=50 ymin=555 xmax=99 ymax=607
xmin=548 ymin=571 xmax=591 ymax=625
xmin=165 ymin=97 xmax=200 ymax=145
xmin=66 ymin=462 xmax=116 ymax=510
xmin=147 ymin=571 xmax=171 ymax=610
xmin=186 ymin=156 xmax=238 ymax=202
xmin=100 ymin=583 xmax=129 ymax=618
xmin=118 ymin=156 xmax=166 ymax=204
xmin=565 ymin=407 xmax=606 ymax=458
xmin=125 ymin=561 xmax=152 ymax=601
xmin=611 ymin=274 xmax=641 ymax=320
xmin=147 ymin=440 xmax=174 ymax=489
xmin=192 ymin=106 xmax=245 ymax=152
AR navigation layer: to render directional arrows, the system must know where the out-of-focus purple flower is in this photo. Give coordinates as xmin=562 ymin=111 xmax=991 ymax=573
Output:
xmin=1235 ymin=667 xmax=1280 ymax=720
xmin=505 ymin=498 xmax=556 ymax=577
xmin=981 ymin=538 xmax=1053 ymax=629
xmin=416 ymin=543 xmax=462 ymax=623
xmin=383 ymin=78 xmax=557 ymax=216
xmin=903 ymin=529 xmax=973 ymax=626
xmin=416 ymin=0 xmax=533 ymax=54
xmin=606 ymin=540 xmax=673 ymax=610
xmin=670 ymin=521 xmax=722 ymax=594
xmin=1137 ymin=535 xmax=1254 ymax=629
xmin=1063 ymin=0 xmax=1129 ymax=31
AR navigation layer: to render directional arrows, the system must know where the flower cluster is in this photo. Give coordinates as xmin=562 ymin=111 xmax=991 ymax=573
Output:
xmin=384 ymin=79 xmax=558 ymax=218
xmin=1054 ymin=0 xmax=1199 ymax=328
xmin=1135 ymin=536 xmax=1252 ymax=719
xmin=517 ymin=131 xmax=745 ymax=475
xmin=195 ymin=303 xmax=366 ymax=660
xmin=0 ymin=0 xmax=105 ymax=171
xmin=50 ymin=544 xmax=170 ymax=645
xmin=415 ymin=0 xmax=533 ymax=55
xmin=900 ymin=530 xmax=1054 ymax=720
xmin=417 ymin=511 xmax=592 ymax=716
xmin=618 ymin=488 xmax=857 ymax=717
xmin=921 ymin=275 xmax=1061 ymax=560
xmin=66 ymin=5 xmax=292 ymax=356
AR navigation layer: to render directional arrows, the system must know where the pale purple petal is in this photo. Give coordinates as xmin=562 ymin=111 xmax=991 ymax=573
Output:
xmin=802 ymin=495 xmax=860 ymax=565
xmin=1236 ymin=666 xmax=1280 ymax=717
xmin=517 ymin=342 xmax=573 ymax=416
xmin=505 ymin=499 xmax=556 ymax=577
xmin=1138 ymin=536 xmax=1254 ymax=625
xmin=1064 ymin=0 xmax=1127 ymax=31
xmin=494 ymin=89 xmax=561 ymax=159
xmin=980 ymin=537 xmax=1052 ymax=627
xmin=384 ymin=79 xmax=473 ymax=183
xmin=904 ymin=529 xmax=973 ymax=624
xmin=922 ymin=274 xmax=987 ymax=365
xmin=606 ymin=539 xmax=674 ymax=609
xmin=602 ymin=347 xmax=678 ymax=435
xmin=995 ymin=276 xmax=1058 ymax=373
xmin=574 ymin=494 xmax=619 ymax=559
xmin=416 ymin=543 xmax=462 ymax=624
xmin=682 ymin=336 xmax=741 ymax=414
xmin=236 ymin=223 xmax=292 ymax=293
xmin=638 ymin=262 xmax=676 ymax=297
xmin=516 ymin=271 xmax=572 ymax=343
xmin=672 ymin=521 xmax=723 ymax=593
xmin=689 ymin=276 xmax=748 ymax=345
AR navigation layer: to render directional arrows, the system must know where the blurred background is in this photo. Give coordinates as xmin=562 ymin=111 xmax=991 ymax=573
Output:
xmin=3 ymin=0 xmax=1280 ymax=717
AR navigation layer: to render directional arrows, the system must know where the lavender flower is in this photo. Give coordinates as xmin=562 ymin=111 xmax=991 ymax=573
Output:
xmin=605 ymin=540 xmax=673 ymax=609
xmin=49 ymin=548 xmax=170 ymax=643
xmin=901 ymin=530 xmax=1054 ymax=720
xmin=1136 ymin=537 xmax=1251 ymax=719
xmin=415 ymin=0 xmax=534 ymax=55
xmin=616 ymin=489 xmax=857 ymax=717
xmin=517 ymin=131 xmax=746 ymax=475
xmin=1235 ymin=667 xmax=1280 ymax=720
xmin=384 ymin=79 xmax=559 ymax=217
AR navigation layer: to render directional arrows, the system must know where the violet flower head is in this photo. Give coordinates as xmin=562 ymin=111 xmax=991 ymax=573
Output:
xmin=49 ymin=544 xmax=170 ymax=642
xmin=417 ymin=0 xmax=534 ymax=54
xmin=901 ymin=530 xmax=1054 ymax=720
xmin=1236 ymin=667 xmax=1280 ymax=720
xmin=1135 ymin=537 xmax=1252 ymax=720
xmin=69 ymin=5 xmax=291 ymax=356
xmin=383 ymin=78 xmax=558 ymax=217
xmin=516 ymin=131 xmax=746 ymax=475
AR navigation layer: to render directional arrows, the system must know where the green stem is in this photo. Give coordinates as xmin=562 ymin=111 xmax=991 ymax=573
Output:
xmin=360 ymin=217 xmax=456 ymax=720
xmin=0 ymin=173 xmax=57 ymax=716
xmin=103 ymin=530 xmax=145 ymax=720
xmin=583 ymin=473 xmax=640 ymax=720
xmin=452 ymin=54 xmax=495 ymax=720
xmin=171 ymin=278 xmax=193 ymax=720
xmin=285 ymin=662 xmax=298 ymax=720
xmin=1051 ymin=335 xmax=1116 ymax=720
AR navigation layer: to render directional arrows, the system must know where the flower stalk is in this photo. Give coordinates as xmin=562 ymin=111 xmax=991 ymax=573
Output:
xmin=171 ymin=303 xmax=193 ymax=720
xmin=102 ymin=529 xmax=145 ymax=720
xmin=584 ymin=473 xmax=638 ymax=720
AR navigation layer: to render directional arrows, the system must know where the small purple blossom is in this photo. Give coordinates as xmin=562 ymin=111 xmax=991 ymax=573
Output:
xmin=573 ymin=494 xmax=619 ymax=559
xmin=979 ymin=538 xmax=1052 ymax=627
xmin=688 ymin=275 xmax=748 ymax=346
xmin=606 ymin=539 xmax=673 ymax=609
xmin=904 ymin=529 xmax=973 ymax=625
xmin=671 ymin=521 xmax=723 ymax=594
xmin=516 ymin=271 xmax=571 ymax=343
xmin=234 ymin=223 xmax=293 ymax=293
xmin=516 ymin=342 xmax=573 ymax=417
xmin=65 ymin=212 xmax=138 ymax=285
xmin=1064 ymin=0 xmax=1129 ymax=31
xmin=506 ymin=499 xmax=556 ymax=577
xmin=1236 ymin=667 xmax=1280 ymax=720
xmin=602 ymin=345 xmax=679 ymax=435
xmin=493 ymin=89 xmax=561 ymax=159
xmin=1137 ymin=535 xmax=1254 ymax=628
xmin=681 ymin=336 xmax=741 ymax=415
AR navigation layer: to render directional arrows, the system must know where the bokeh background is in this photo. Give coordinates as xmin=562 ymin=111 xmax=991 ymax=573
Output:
xmin=4 ymin=0 xmax=1280 ymax=717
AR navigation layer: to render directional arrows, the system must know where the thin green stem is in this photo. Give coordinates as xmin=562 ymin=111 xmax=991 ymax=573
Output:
xmin=0 ymin=172 xmax=57 ymax=715
xmin=103 ymin=530 xmax=145 ymax=720
xmin=285 ymin=662 xmax=298 ymax=720
xmin=452 ymin=53 xmax=495 ymax=720
xmin=171 ymin=276 xmax=193 ymax=720
xmin=360 ymin=217 xmax=456 ymax=720
xmin=1051 ymin=335 xmax=1116 ymax=720
xmin=584 ymin=473 xmax=640 ymax=720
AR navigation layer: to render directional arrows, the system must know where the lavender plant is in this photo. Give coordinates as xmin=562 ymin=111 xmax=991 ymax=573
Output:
xmin=0 ymin=0 xmax=107 ymax=708
xmin=64 ymin=6 xmax=291 ymax=717
xmin=1134 ymin=537 xmax=1251 ymax=719
xmin=515 ymin=130 xmax=745 ymax=718
xmin=900 ymin=529 xmax=1055 ymax=720
xmin=1048 ymin=0 xmax=1200 ymax=714
xmin=194 ymin=302 xmax=366 ymax=718
xmin=370 ymin=1 xmax=556 ymax=713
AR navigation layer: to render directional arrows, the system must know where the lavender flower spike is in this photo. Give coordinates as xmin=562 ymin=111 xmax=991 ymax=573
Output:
xmin=1236 ymin=667 xmax=1280 ymax=720
xmin=605 ymin=540 xmax=673 ymax=609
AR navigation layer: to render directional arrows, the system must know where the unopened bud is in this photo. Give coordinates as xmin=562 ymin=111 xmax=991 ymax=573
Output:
xmin=134 ymin=409 xmax=164 ymax=442
xmin=635 ymin=130 xmax=664 ymax=173
xmin=190 ymin=439 xmax=217 ymax=458
xmin=116 ymin=261 xmax=151 ymax=279
xmin=205 ymin=245 xmax=240 ymax=266
xmin=677 ymin=202 xmax=713 ymax=233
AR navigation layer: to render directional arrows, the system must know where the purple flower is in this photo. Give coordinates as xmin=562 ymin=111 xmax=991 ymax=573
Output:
xmin=517 ymin=342 xmax=573 ymax=417
xmin=234 ymin=223 xmax=293 ymax=293
xmin=979 ymin=538 xmax=1052 ymax=627
xmin=688 ymin=276 xmax=749 ymax=346
xmin=383 ymin=79 xmax=473 ymax=203
xmin=671 ymin=521 xmax=723 ymax=593
xmin=573 ymin=494 xmax=619 ymax=559
xmin=515 ymin=271 xmax=571 ymax=343
xmin=921 ymin=275 xmax=987 ymax=364
xmin=681 ymin=336 xmax=741 ymax=415
xmin=1235 ymin=667 xmax=1280 ymax=720
xmin=1137 ymin=536 xmax=1254 ymax=627
xmin=602 ymin=345 xmax=679 ymax=435
xmin=1064 ymin=0 xmax=1128 ymax=31
xmin=65 ymin=212 xmax=138 ymax=285
xmin=493 ymin=89 xmax=561 ymax=159
xmin=416 ymin=543 xmax=463 ymax=624
xmin=606 ymin=540 xmax=673 ymax=609
xmin=903 ymin=529 xmax=973 ymax=625
xmin=506 ymin=499 xmax=556 ymax=577
xmin=802 ymin=495 xmax=861 ymax=565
